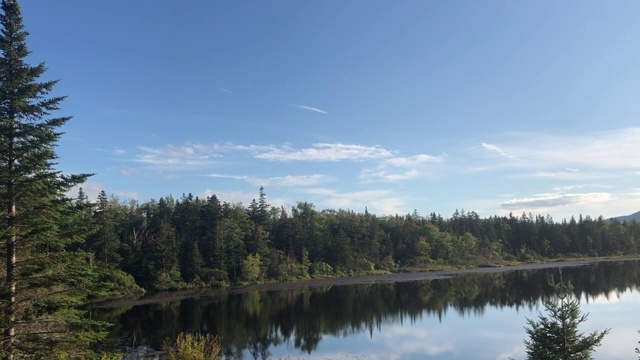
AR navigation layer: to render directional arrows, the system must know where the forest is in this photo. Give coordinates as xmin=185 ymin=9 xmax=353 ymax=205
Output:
xmin=82 ymin=186 xmax=640 ymax=292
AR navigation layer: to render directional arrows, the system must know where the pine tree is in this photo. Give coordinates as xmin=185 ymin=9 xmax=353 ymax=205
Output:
xmin=524 ymin=280 xmax=609 ymax=360
xmin=87 ymin=190 xmax=122 ymax=266
xmin=0 ymin=1 xmax=108 ymax=358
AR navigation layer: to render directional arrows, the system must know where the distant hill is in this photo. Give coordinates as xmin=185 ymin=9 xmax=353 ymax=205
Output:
xmin=610 ymin=211 xmax=640 ymax=222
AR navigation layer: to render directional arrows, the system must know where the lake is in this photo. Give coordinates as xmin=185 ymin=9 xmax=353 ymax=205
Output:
xmin=97 ymin=259 xmax=640 ymax=359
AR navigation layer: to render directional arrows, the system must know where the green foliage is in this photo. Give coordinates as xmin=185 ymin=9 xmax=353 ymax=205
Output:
xmin=86 ymin=191 xmax=122 ymax=266
xmin=310 ymin=261 xmax=334 ymax=277
xmin=523 ymin=280 xmax=609 ymax=360
xmin=162 ymin=332 xmax=221 ymax=360
xmin=91 ymin=266 xmax=145 ymax=300
xmin=152 ymin=270 xmax=184 ymax=292
xmin=241 ymin=253 xmax=262 ymax=283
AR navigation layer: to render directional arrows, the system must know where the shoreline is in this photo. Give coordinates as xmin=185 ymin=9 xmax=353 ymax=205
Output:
xmin=97 ymin=256 xmax=640 ymax=308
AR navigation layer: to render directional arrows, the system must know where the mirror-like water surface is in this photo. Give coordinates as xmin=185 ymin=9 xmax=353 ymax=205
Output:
xmin=97 ymin=259 xmax=640 ymax=359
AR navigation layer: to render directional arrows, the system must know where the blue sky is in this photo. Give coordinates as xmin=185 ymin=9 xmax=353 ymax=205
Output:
xmin=20 ymin=1 xmax=640 ymax=220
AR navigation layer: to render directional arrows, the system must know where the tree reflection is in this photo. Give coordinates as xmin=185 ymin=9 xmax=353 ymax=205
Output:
xmin=97 ymin=260 xmax=640 ymax=359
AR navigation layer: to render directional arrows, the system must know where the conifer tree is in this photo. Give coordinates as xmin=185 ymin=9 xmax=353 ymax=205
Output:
xmin=0 ymin=1 xmax=108 ymax=358
xmin=87 ymin=190 xmax=122 ymax=266
xmin=523 ymin=279 xmax=609 ymax=360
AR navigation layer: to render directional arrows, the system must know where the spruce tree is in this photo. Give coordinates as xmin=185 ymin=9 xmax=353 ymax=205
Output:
xmin=0 ymin=1 xmax=108 ymax=358
xmin=87 ymin=190 xmax=122 ymax=266
xmin=523 ymin=280 xmax=609 ymax=360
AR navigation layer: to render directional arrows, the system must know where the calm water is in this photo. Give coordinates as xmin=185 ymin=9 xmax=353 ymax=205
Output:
xmin=97 ymin=260 xmax=640 ymax=359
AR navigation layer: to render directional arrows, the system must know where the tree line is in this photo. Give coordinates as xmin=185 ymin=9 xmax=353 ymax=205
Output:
xmin=83 ymin=187 xmax=640 ymax=291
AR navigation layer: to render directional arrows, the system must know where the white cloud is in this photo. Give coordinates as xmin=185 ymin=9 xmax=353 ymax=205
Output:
xmin=303 ymin=188 xmax=406 ymax=214
xmin=97 ymin=146 xmax=127 ymax=156
xmin=361 ymin=154 xmax=444 ymax=182
xmin=218 ymin=88 xmax=232 ymax=93
xmin=588 ymin=291 xmax=621 ymax=304
xmin=68 ymin=180 xmax=139 ymax=202
xmin=499 ymin=192 xmax=611 ymax=212
xmin=208 ymin=173 xmax=250 ymax=181
xmin=254 ymin=143 xmax=393 ymax=162
xmin=208 ymin=173 xmax=333 ymax=187
xmin=131 ymin=144 xmax=221 ymax=170
xmin=203 ymin=189 xmax=288 ymax=208
xmin=67 ymin=180 xmax=104 ymax=201
xmin=204 ymin=189 xmax=254 ymax=205
xmin=478 ymin=128 xmax=640 ymax=175
xmin=112 ymin=147 xmax=126 ymax=155
xmin=290 ymin=104 xmax=327 ymax=114
xmin=361 ymin=169 xmax=420 ymax=182
xmin=488 ymin=187 xmax=640 ymax=219
xmin=551 ymin=184 xmax=610 ymax=191
xmin=250 ymin=174 xmax=333 ymax=187
xmin=114 ymin=190 xmax=140 ymax=201
xmin=384 ymin=154 xmax=442 ymax=167
xmin=481 ymin=143 xmax=520 ymax=161
xmin=525 ymin=169 xmax=607 ymax=181
xmin=377 ymin=326 xmax=455 ymax=356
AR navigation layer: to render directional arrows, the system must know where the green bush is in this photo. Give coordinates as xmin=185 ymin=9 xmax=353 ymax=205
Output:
xmin=310 ymin=261 xmax=333 ymax=277
xmin=162 ymin=332 xmax=222 ymax=360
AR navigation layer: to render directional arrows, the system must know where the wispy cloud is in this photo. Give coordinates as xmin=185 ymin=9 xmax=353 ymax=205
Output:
xmin=377 ymin=326 xmax=455 ymax=357
xmin=68 ymin=180 xmax=139 ymax=202
xmin=208 ymin=173 xmax=332 ymax=187
xmin=551 ymin=184 xmax=610 ymax=191
xmin=203 ymin=189 xmax=288 ymax=208
xmin=114 ymin=142 xmax=399 ymax=174
xmin=208 ymin=174 xmax=250 ymax=181
xmin=133 ymin=144 xmax=220 ymax=170
xmin=218 ymin=88 xmax=232 ymax=93
xmin=290 ymin=104 xmax=327 ymax=114
xmin=303 ymin=188 xmax=406 ymax=214
xmin=97 ymin=146 xmax=127 ymax=156
xmin=251 ymin=174 xmax=332 ymax=187
xmin=481 ymin=142 xmax=520 ymax=161
xmin=477 ymin=128 xmax=640 ymax=177
xmin=361 ymin=154 xmax=444 ymax=182
xmin=253 ymin=143 xmax=393 ymax=162
xmin=499 ymin=192 xmax=611 ymax=212
xmin=523 ymin=169 xmax=608 ymax=181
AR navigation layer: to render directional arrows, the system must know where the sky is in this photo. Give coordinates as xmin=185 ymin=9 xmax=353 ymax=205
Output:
xmin=18 ymin=0 xmax=640 ymax=220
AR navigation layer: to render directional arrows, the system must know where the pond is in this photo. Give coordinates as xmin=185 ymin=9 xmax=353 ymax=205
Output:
xmin=96 ymin=259 xmax=640 ymax=359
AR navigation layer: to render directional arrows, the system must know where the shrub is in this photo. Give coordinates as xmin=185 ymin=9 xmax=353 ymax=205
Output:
xmin=162 ymin=332 xmax=222 ymax=360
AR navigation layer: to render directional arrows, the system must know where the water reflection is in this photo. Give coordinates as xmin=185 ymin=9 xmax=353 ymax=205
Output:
xmin=97 ymin=260 xmax=640 ymax=359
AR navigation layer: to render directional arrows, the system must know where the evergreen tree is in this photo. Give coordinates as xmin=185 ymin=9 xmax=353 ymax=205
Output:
xmin=87 ymin=190 xmax=122 ymax=265
xmin=182 ymin=241 xmax=204 ymax=283
xmin=523 ymin=280 xmax=609 ymax=360
xmin=0 ymin=1 xmax=110 ymax=358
